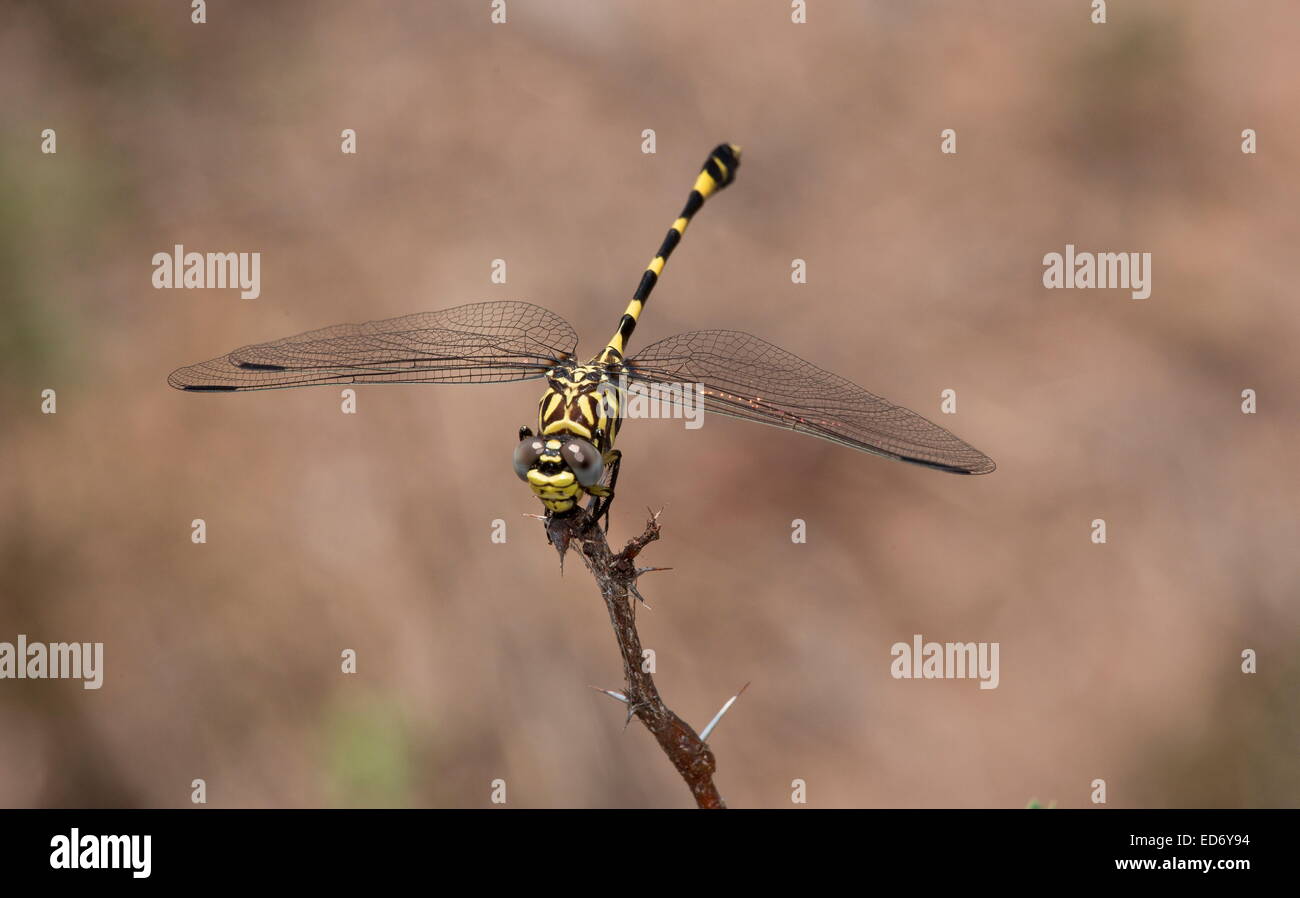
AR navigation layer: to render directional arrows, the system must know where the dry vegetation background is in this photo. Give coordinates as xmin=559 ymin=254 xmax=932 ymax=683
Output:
xmin=1 ymin=0 xmax=1297 ymax=808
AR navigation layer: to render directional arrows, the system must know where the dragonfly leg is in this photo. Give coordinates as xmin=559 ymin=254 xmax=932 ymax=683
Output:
xmin=604 ymin=449 xmax=622 ymax=518
xmin=518 ymin=425 xmax=534 ymax=440
xmin=583 ymin=450 xmax=622 ymax=531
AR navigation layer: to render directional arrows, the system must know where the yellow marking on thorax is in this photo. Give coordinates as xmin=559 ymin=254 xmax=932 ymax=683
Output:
xmin=542 ymin=393 xmax=563 ymax=420
xmin=542 ymin=418 xmax=591 ymax=439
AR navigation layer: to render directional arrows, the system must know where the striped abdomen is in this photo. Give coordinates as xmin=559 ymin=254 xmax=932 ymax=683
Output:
xmin=598 ymin=143 xmax=741 ymax=364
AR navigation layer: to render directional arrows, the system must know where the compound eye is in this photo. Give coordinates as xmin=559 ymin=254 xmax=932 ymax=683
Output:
xmin=562 ymin=438 xmax=604 ymax=487
xmin=513 ymin=437 xmax=547 ymax=481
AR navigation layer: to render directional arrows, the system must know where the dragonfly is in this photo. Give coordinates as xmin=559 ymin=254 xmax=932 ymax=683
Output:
xmin=169 ymin=144 xmax=995 ymax=526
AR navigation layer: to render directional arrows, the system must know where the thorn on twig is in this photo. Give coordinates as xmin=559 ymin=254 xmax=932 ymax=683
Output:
xmin=699 ymin=682 xmax=751 ymax=743
xmin=627 ymin=583 xmax=650 ymax=610
xmin=627 ymin=565 xmax=672 ymax=610
xmin=588 ymin=685 xmax=628 ymax=704
xmin=624 ymin=700 xmax=652 ymax=730
xmin=544 ymin=512 xmax=577 ymax=568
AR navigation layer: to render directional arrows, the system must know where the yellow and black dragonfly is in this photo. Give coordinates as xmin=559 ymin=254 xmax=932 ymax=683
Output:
xmin=170 ymin=144 xmax=995 ymax=524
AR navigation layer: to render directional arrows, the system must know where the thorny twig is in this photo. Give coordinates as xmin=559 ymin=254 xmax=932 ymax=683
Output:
xmin=545 ymin=508 xmax=728 ymax=809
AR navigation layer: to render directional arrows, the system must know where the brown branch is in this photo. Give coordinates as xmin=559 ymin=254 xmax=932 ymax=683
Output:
xmin=545 ymin=509 xmax=725 ymax=809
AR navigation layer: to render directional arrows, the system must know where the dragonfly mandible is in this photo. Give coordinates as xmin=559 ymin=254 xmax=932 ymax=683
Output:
xmin=169 ymin=144 xmax=995 ymax=526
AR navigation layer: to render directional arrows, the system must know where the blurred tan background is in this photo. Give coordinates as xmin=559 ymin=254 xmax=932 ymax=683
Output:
xmin=1 ymin=0 xmax=1297 ymax=808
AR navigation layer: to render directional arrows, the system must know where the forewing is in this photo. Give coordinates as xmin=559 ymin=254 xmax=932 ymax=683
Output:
xmin=168 ymin=301 xmax=577 ymax=391
xmin=627 ymin=330 xmax=995 ymax=474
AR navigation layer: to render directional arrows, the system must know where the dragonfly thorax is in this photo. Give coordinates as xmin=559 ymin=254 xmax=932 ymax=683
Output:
xmin=538 ymin=360 xmax=625 ymax=455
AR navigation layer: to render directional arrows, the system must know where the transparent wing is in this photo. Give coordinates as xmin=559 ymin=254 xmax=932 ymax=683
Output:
xmin=626 ymin=330 xmax=995 ymax=474
xmin=168 ymin=301 xmax=577 ymax=391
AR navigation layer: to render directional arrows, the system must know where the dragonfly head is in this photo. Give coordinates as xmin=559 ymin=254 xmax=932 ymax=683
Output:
xmin=513 ymin=433 xmax=604 ymax=515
